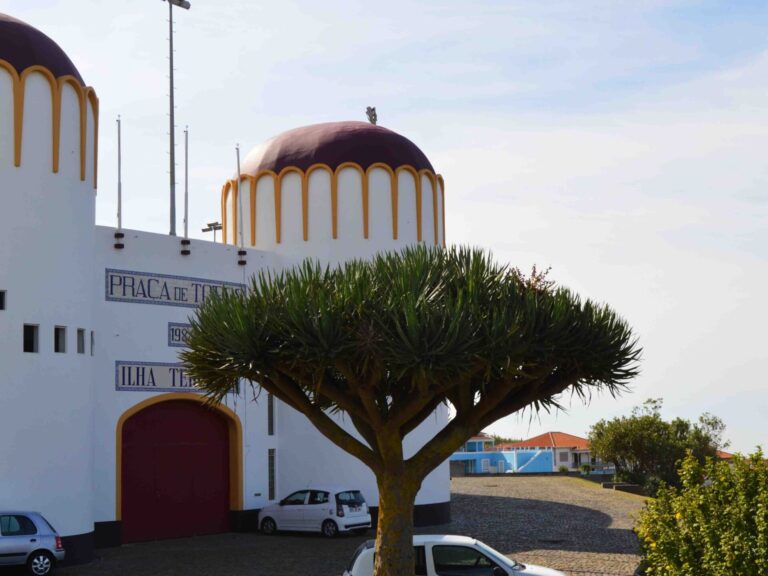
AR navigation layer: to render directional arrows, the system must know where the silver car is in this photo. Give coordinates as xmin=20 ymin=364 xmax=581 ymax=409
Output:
xmin=0 ymin=512 xmax=65 ymax=575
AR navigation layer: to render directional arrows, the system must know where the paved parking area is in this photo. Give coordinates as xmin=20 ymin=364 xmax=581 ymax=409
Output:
xmin=49 ymin=476 xmax=645 ymax=576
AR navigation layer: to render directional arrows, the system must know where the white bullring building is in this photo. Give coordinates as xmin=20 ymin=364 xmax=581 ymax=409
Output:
xmin=0 ymin=13 xmax=450 ymax=563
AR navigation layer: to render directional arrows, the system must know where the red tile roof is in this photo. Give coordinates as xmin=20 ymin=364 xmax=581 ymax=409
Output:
xmin=501 ymin=432 xmax=589 ymax=451
xmin=716 ymin=450 xmax=734 ymax=460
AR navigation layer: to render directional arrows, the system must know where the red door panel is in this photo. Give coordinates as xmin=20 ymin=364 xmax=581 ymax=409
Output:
xmin=122 ymin=401 xmax=230 ymax=543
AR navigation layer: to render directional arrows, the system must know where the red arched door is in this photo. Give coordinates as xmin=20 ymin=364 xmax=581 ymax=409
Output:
xmin=121 ymin=400 xmax=231 ymax=542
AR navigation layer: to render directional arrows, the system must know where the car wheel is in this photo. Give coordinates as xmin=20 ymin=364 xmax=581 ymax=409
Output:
xmin=260 ymin=517 xmax=277 ymax=535
xmin=321 ymin=519 xmax=338 ymax=538
xmin=27 ymin=550 xmax=55 ymax=576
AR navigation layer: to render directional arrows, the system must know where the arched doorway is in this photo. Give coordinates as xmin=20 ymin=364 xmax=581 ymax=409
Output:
xmin=118 ymin=396 xmax=241 ymax=542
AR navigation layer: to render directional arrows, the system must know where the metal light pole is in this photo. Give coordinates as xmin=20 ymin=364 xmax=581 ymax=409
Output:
xmin=236 ymin=144 xmax=244 ymax=249
xmin=164 ymin=0 xmax=191 ymax=236
xmin=117 ymin=115 xmax=122 ymax=230
xmin=184 ymin=125 xmax=189 ymax=239
xmin=202 ymin=222 xmax=222 ymax=243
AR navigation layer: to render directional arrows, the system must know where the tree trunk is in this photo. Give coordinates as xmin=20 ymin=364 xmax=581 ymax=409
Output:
xmin=374 ymin=470 xmax=420 ymax=576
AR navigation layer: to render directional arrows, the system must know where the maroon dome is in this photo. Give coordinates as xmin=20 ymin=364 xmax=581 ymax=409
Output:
xmin=0 ymin=13 xmax=84 ymax=84
xmin=242 ymin=121 xmax=434 ymax=175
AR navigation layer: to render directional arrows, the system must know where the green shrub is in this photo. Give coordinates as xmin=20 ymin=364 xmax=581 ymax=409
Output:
xmin=580 ymin=463 xmax=592 ymax=474
xmin=635 ymin=450 xmax=768 ymax=575
xmin=557 ymin=464 xmax=569 ymax=473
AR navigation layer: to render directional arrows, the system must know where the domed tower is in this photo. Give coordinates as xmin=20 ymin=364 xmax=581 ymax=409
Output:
xmin=0 ymin=14 xmax=98 ymax=561
xmin=220 ymin=121 xmax=445 ymax=263
xmin=220 ymin=120 xmax=452 ymax=523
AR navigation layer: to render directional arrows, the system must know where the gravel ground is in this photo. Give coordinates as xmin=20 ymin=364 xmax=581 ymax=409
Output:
xmin=40 ymin=476 xmax=645 ymax=576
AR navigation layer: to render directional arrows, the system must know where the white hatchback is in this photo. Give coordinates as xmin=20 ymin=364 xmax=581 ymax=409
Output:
xmin=259 ymin=487 xmax=372 ymax=537
xmin=343 ymin=535 xmax=566 ymax=576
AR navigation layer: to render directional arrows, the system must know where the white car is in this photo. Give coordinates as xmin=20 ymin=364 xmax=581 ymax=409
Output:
xmin=343 ymin=535 xmax=565 ymax=576
xmin=259 ymin=487 xmax=371 ymax=537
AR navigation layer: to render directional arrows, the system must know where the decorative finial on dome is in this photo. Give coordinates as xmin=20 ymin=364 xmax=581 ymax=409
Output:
xmin=366 ymin=106 xmax=377 ymax=126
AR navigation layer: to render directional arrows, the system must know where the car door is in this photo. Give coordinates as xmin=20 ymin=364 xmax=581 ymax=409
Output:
xmin=279 ymin=491 xmax=309 ymax=530
xmin=304 ymin=491 xmax=331 ymax=531
xmin=429 ymin=544 xmax=500 ymax=576
xmin=0 ymin=515 xmax=38 ymax=566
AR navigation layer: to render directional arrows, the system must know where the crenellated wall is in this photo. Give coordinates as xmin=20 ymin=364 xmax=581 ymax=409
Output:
xmin=0 ymin=60 xmax=98 ymax=185
xmin=220 ymin=162 xmax=445 ymax=263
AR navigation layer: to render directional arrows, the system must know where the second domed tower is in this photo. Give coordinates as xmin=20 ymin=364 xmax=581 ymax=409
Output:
xmin=220 ymin=121 xmax=445 ymax=263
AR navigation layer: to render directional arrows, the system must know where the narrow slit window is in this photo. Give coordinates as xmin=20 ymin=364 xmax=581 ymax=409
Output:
xmin=23 ymin=325 xmax=39 ymax=353
xmin=0 ymin=291 xmax=6 ymax=310
xmin=54 ymin=326 xmax=66 ymax=353
xmin=268 ymin=449 xmax=276 ymax=500
xmin=267 ymin=393 xmax=274 ymax=436
xmin=77 ymin=329 xmax=85 ymax=354
xmin=90 ymin=331 xmax=95 ymax=356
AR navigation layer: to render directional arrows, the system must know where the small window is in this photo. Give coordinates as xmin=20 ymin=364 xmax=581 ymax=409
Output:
xmin=90 ymin=330 xmax=95 ymax=356
xmin=433 ymin=545 xmax=493 ymax=574
xmin=23 ymin=324 xmax=39 ymax=353
xmin=283 ymin=490 xmax=308 ymax=506
xmin=0 ymin=515 xmax=37 ymax=536
xmin=0 ymin=290 xmax=6 ymax=310
xmin=309 ymin=491 xmax=329 ymax=505
xmin=54 ymin=326 xmax=66 ymax=353
xmin=268 ymin=448 xmax=276 ymax=500
xmin=267 ymin=393 xmax=274 ymax=436
xmin=336 ymin=491 xmax=365 ymax=506
xmin=77 ymin=329 xmax=86 ymax=354
xmin=559 ymin=451 xmax=570 ymax=463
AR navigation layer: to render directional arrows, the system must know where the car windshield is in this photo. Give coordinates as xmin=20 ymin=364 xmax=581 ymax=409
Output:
xmin=475 ymin=541 xmax=521 ymax=569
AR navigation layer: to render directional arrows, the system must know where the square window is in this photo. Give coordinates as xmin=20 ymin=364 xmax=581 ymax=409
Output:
xmin=54 ymin=326 xmax=66 ymax=353
xmin=23 ymin=325 xmax=39 ymax=353
xmin=0 ymin=291 xmax=6 ymax=310
xmin=77 ymin=329 xmax=85 ymax=354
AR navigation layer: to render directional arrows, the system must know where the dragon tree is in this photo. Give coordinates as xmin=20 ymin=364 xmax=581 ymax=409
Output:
xmin=182 ymin=245 xmax=640 ymax=576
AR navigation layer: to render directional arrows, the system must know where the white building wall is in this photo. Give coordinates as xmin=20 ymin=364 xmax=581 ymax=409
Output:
xmin=368 ymin=167 xmax=395 ymax=253
xmin=397 ymin=170 xmax=419 ymax=244
xmin=307 ymin=169 xmax=333 ymax=243
xmin=436 ymin=180 xmax=445 ymax=246
xmin=255 ymin=175 xmax=277 ymax=251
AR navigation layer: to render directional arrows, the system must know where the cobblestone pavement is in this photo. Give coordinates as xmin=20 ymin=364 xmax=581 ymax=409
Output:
xmin=439 ymin=476 xmax=646 ymax=576
xmin=46 ymin=476 xmax=645 ymax=576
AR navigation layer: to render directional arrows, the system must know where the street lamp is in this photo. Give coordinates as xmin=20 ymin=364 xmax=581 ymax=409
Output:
xmin=162 ymin=0 xmax=191 ymax=236
xmin=202 ymin=222 xmax=223 ymax=243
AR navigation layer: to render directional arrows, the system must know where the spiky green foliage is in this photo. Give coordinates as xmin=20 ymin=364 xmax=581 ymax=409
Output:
xmin=182 ymin=245 xmax=640 ymax=476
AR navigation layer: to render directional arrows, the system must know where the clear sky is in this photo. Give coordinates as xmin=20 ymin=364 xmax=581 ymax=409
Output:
xmin=5 ymin=0 xmax=766 ymax=453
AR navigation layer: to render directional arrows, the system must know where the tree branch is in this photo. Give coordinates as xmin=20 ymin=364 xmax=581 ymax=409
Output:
xmin=267 ymin=372 xmax=383 ymax=473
